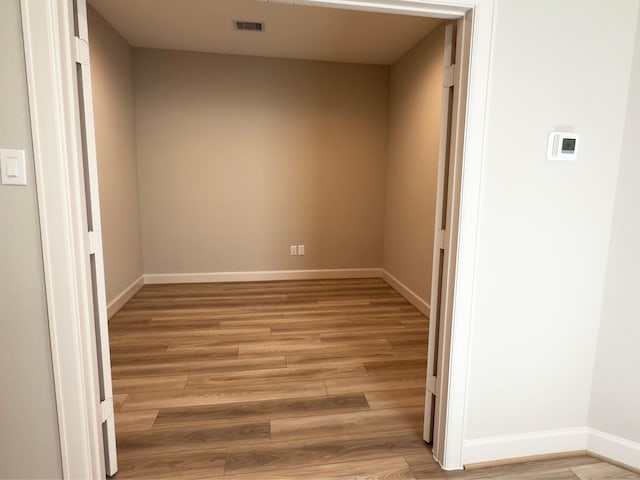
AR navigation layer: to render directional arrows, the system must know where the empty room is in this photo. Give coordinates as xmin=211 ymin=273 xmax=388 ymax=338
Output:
xmin=5 ymin=0 xmax=640 ymax=478
xmin=87 ymin=0 xmax=454 ymax=477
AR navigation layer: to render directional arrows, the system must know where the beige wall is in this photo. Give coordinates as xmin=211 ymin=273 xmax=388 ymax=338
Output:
xmin=134 ymin=49 xmax=389 ymax=274
xmin=88 ymin=7 xmax=144 ymax=302
xmin=383 ymin=25 xmax=445 ymax=302
xmin=0 ymin=1 xmax=63 ymax=477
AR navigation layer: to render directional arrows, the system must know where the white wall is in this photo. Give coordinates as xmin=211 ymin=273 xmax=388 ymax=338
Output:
xmin=588 ymin=4 xmax=640 ymax=462
xmin=0 ymin=0 xmax=63 ymax=477
xmin=462 ymin=0 xmax=639 ymax=463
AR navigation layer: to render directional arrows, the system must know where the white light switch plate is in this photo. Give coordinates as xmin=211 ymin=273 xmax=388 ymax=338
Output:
xmin=1 ymin=149 xmax=27 ymax=186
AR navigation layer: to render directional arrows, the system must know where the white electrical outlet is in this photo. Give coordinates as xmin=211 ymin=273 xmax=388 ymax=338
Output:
xmin=298 ymin=244 xmax=305 ymax=255
xmin=290 ymin=245 xmax=298 ymax=255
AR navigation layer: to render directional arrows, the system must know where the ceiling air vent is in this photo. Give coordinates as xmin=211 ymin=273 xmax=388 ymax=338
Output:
xmin=233 ymin=20 xmax=265 ymax=32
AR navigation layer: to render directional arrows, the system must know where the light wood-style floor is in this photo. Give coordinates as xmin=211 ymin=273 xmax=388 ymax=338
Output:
xmin=109 ymin=278 xmax=638 ymax=480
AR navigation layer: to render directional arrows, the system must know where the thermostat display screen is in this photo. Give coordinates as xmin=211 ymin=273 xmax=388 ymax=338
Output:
xmin=547 ymin=131 xmax=579 ymax=161
xmin=561 ymin=138 xmax=577 ymax=154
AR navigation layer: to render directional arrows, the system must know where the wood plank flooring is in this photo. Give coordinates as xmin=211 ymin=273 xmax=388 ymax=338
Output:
xmin=109 ymin=278 xmax=638 ymax=479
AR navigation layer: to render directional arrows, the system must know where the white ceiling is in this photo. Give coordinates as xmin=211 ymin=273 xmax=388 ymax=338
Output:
xmin=87 ymin=0 xmax=442 ymax=65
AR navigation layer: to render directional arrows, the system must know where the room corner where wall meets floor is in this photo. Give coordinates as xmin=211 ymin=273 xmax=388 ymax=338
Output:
xmin=106 ymin=268 xmax=430 ymax=320
xmin=89 ymin=4 xmax=444 ymax=319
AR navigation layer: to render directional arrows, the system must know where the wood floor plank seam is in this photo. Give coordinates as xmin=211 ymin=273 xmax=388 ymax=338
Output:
xmin=218 ymin=455 xmax=418 ymax=480
xmin=109 ymin=279 xmax=636 ymax=480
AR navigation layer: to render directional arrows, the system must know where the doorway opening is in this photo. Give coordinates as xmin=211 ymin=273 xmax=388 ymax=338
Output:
xmin=22 ymin=2 xmax=488 ymax=476
xmin=83 ymin=1 xmax=467 ymax=476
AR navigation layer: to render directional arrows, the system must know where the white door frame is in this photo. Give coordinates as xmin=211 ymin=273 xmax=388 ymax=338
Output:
xmin=22 ymin=0 xmax=495 ymax=476
xmin=21 ymin=0 xmax=104 ymax=478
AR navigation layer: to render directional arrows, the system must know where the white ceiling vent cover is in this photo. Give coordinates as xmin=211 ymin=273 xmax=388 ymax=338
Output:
xmin=233 ymin=20 xmax=265 ymax=32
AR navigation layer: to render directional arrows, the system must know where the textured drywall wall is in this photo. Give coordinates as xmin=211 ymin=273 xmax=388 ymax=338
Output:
xmin=383 ymin=24 xmax=445 ymax=303
xmin=88 ymin=6 xmax=144 ymax=303
xmin=134 ymin=49 xmax=389 ymax=274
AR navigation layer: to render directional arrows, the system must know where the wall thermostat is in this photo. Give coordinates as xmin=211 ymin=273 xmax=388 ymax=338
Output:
xmin=547 ymin=132 xmax=579 ymax=161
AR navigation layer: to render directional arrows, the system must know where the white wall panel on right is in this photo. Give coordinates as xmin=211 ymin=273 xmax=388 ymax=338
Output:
xmin=463 ymin=0 xmax=639 ymax=453
xmin=589 ymin=6 xmax=640 ymax=445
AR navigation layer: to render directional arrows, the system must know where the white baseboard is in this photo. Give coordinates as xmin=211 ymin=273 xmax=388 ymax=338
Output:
xmin=587 ymin=428 xmax=640 ymax=470
xmin=143 ymin=268 xmax=384 ymax=285
xmin=462 ymin=428 xmax=590 ymax=465
xmin=463 ymin=427 xmax=640 ymax=471
xmin=381 ymin=269 xmax=430 ymax=317
xmin=106 ymin=275 xmax=144 ymax=319
xmin=142 ymin=269 xmax=430 ymax=322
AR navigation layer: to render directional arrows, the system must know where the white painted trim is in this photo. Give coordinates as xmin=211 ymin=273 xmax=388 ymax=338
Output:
xmin=107 ymin=275 xmax=144 ymax=318
xmin=587 ymin=428 xmax=640 ymax=471
xmin=144 ymin=268 xmax=384 ymax=284
xmin=462 ymin=428 xmax=590 ymax=466
xmin=21 ymin=0 xmax=104 ymax=477
xmin=462 ymin=427 xmax=640 ymax=472
xmin=381 ymin=270 xmax=430 ymax=317
xmin=444 ymin=1 xmax=495 ymax=470
xmin=292 ymin=0 xmax=469 ymax=18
